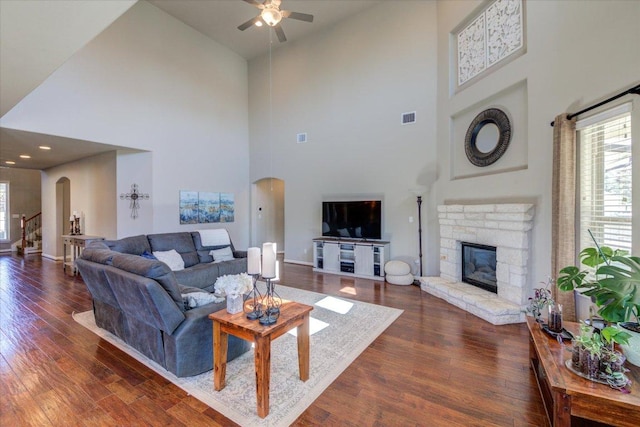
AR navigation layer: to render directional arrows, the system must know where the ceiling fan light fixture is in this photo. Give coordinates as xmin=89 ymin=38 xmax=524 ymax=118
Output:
xmin=255 ymin=20 xmax=263 ymax=27
xmin=261 ymin=7 xmax=282 ymax=27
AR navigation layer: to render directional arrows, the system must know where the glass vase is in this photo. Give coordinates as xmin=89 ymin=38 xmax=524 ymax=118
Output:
xmin=226 ymin=295 xmax=243 ymax=314
xmin=548 ymin=303 xmax=563 ymax=333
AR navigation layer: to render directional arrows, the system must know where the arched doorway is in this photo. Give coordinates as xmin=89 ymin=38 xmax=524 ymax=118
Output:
xmin=55 ymin=177 xmax=70 ymax=256
xmin=252 ymin=178 xmax=284 ymax=255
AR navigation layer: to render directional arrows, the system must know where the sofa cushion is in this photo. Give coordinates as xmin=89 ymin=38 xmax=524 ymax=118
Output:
xmin=210 ymin=247 xmax=234 ymax=262
xmin=192 ymin=231 xmax=233 ymax=263
xmin=104 ymin=234 xmax=151 ymax=255
xmin=174 ymin=262 xmax=220 ymax=290
xmin=140 ymin=250 xmax=157 ymax=260
xmin=80 ymin=247 xmax=114 ymax=265
xmin=148 ymin=233 xmax=199 ymax=268
xmin=216 ymin=257 xmax=248 ymax=277
xmin=111 ymin=252 xmax=184 ymax=308
xmin=153 ymin=249 xmax=185 ymax=271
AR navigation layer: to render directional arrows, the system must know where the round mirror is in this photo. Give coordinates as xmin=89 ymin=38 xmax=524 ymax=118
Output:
xmin=464 ymin=108 xmax=511 ymax=167
xmin=474 ymin=123 xmax=500 ymax=153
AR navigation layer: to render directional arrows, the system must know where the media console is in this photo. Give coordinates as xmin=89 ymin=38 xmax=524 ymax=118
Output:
xmin=312 ymin=237 xmax=390 ymax=280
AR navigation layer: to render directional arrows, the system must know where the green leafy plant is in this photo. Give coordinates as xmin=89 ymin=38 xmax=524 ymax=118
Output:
xmin=570 ymin=323 xmax=631 ymax=392
xmin=525 ymin=277 xmax=554 ymax=321
xmin=557 ymin=246 xmax=640 ymax=325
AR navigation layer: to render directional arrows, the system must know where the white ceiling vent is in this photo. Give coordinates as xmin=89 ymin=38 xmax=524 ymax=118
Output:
xmin=402 ymin=111 xmax=416 ymax=125
xmin=296 ymin=132 xmax=308 ymax=143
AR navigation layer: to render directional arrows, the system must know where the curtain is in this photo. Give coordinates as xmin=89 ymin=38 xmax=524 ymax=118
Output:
xmin=551 ymin=114 xmax=577 ymax=321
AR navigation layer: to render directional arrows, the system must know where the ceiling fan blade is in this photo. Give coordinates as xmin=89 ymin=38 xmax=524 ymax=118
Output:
xmin=281 ymin=10 xmax=314 ymax=22
xmin=243 ymin=0 xmax=264 ymax=9
xmin=238 ymin=16 xmax=261 ymax=31
xmin=274 ymin=24 xmax=287 ymax=42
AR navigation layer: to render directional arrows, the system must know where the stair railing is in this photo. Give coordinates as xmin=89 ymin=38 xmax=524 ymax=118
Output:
xmin=21 ymin=212 xmax=42 ymax=252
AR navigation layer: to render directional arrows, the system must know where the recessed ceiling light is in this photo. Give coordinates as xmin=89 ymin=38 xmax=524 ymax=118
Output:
xmin=5 ymin=161 xmax=16 ymax=165
xmin=39 ymin=145 xmax=51 ymax=150
xmin=19 ymin=154 xmax=31 ymax=159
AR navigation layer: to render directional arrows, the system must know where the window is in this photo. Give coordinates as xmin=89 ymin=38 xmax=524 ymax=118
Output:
xmin=0 ymin=182 xmax=8 ymax=241
xmin=577 ymin=103 xmax=632 ymax=252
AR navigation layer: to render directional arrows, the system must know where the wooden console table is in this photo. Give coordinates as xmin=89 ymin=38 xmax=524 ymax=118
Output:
xmin=527 ymin=317 xmax=640 ymax=426
xmin=209 ymin=301 xmax=313 ymax=418
xmin=62 ymin=234 xmax=104 ymax=274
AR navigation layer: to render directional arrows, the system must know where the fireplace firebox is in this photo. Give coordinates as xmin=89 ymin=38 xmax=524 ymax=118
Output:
xmin=461 ymin=242 xmax=497 ymax=293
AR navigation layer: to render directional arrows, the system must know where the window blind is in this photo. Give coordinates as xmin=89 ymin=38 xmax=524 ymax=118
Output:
xmin=577 ymin=104 xmax=632 ymax=252
xmin=0 ymin=182 xmax=8 ymax=240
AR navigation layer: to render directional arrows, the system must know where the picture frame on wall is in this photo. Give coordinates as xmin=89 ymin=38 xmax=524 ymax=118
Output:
xmin=179 ymin=191 xmax=234 ymax=224
xmin=179 ymin=191 xmax=199 ymax=224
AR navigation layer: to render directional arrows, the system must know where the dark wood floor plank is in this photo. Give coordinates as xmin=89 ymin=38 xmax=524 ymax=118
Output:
xmin=0 ymin=253 xmax=548 ymax=425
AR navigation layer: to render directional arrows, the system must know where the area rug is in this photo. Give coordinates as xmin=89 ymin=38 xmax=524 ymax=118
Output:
xmin=73 ymin=284 xmax=403 ymax=426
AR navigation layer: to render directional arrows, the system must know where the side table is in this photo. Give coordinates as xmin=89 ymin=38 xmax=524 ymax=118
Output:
xmin=62 ymin=235 xmax=105 ymax=274
xmin=209 ymin=300 xmax=313 ymax=418
xmin=527 ymin=317 xmax=640 ymax=426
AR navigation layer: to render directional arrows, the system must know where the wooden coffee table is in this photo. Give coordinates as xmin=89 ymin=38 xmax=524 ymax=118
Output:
xmin=209 ymin=300 xmax=313 ymax=418
xmin=527 ymin=317 xmax=640 ymax=426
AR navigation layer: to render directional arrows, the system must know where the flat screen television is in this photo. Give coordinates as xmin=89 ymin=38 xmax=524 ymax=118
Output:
xmin=322 ymin=200 xmax=382 ymax=240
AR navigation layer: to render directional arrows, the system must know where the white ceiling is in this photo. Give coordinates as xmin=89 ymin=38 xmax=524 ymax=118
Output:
xmin=0 ymin=0 xmax=383 ymax=171
xmin=149 ymin=0 xmax=384 ymax=60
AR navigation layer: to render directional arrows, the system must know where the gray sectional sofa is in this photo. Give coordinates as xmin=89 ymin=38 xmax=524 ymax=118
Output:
xmin=76 ymin=231 xmax=252 ymax=377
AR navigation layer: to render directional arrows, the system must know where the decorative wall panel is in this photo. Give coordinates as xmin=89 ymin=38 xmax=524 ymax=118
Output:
xmin=457 ymin=0 xmax=523 ymax=87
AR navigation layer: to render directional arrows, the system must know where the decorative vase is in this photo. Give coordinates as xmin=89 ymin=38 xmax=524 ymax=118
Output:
xmin=226 ymin=295 xmax=243 ymax=314
xmin=547 ymin=303 xmax=563 ymax=333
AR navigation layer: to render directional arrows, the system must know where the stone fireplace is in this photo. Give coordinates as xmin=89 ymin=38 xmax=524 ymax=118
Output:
xmin=420 ymin=203 xmax=534 ymax=325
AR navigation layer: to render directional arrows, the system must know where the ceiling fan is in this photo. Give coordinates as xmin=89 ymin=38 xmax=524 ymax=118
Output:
xmin=237 ymin=0 xmax=314 ymax=43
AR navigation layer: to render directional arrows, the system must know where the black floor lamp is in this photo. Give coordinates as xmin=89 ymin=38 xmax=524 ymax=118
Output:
xmin=410 ymin=187 xmax=426 ymax=280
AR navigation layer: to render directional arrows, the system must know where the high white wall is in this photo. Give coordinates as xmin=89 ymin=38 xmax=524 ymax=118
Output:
xmin=435 ymin=1 xmax=640 ymax=293
xmin=41 ymin=151 xmax=117 ymax=258
xmin=3 ymin=1 xmax=251 ymax=251
xmin=248 ymin=1 xmax=439 ymax=266
xmin=0 ymin=0 xmax=136 ymax=116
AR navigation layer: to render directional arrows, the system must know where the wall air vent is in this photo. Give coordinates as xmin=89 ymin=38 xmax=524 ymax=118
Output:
xmin=296 ymin=132 xmax=308 ymax=143
xmin=402 ymin=111 xmax=416 ymax=125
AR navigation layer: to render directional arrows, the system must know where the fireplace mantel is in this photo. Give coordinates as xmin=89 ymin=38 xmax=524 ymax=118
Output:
xmin=420 ymin=203 xmax=534 ymax=325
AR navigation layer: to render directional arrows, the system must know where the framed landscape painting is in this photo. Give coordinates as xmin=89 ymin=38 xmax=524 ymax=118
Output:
xmin=179 ymin=191 xmax=199 ymax=224
xmin=219 ymin=193 xmax=235 ymax=222
xmin=179 ymin=191 xmax=234 ymax=224
xmin=198 ymin=192 xmax=220 ymax=223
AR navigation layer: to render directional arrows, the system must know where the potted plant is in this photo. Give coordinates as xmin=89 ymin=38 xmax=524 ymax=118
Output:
xmin=557 ymin=244 xmax=640 ymax=366
xmin=525 ymin=277 xmax=555 ymax=323
xmin=569 ymin=323 xmax=632 ymax=391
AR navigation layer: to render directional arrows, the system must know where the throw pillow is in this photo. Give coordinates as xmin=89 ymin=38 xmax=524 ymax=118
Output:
xmin=153 ymin=249 xmax=185 ymax=271
xmin=182 ymin=292 xmax=224 ymax=309
xmin=209 ymin=246 xmax=234 ymax=263
xmin=140 ymin=250 xmax=157 ymax=260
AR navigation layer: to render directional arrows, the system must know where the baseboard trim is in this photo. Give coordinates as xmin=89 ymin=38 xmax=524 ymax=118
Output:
xmin=284 ymin=259 xmax=313 ymax=267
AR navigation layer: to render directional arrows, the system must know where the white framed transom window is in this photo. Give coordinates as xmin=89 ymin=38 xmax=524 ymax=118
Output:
xmin=577 ymin=103 xmax=633 ymax=252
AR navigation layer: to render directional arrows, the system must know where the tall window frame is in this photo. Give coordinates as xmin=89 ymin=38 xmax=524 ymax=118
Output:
xmin=0 ymin=182 xmax=9 ymax=241
xmin=577 ymin=103 xmax=633 ymax=252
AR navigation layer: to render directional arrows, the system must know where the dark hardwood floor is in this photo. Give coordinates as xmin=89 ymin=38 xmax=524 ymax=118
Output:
xmin=0 ymin=253 xmax=548 ymax=426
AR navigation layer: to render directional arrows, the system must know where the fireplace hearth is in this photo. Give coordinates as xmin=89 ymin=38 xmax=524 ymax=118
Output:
xmin=462 ymin=243 xmax=497 ymax=293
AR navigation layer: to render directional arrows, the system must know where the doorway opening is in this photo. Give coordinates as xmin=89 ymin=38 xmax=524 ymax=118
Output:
xmin=252 ymin=178 xmax=284 ymax=257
